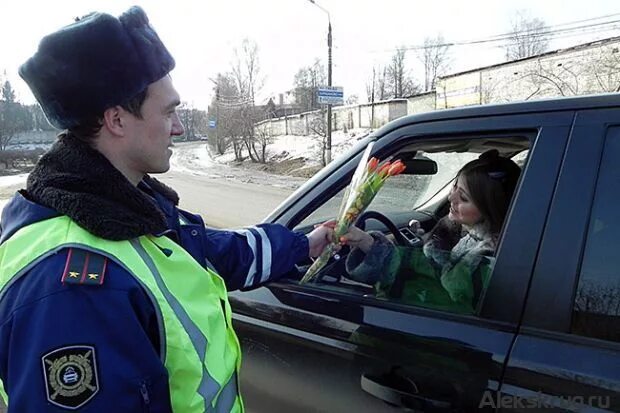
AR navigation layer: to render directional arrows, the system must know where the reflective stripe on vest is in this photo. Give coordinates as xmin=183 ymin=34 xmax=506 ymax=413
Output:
xmin=0 ymin=216 xmax=243 ymax=412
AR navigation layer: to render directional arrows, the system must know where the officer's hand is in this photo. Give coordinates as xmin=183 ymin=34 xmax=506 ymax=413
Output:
xmin=307 ymin=220 xmax=336 ymax=258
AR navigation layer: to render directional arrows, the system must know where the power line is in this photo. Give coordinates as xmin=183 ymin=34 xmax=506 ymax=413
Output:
xmin=370 ymin=14 xmax=620 ymax=54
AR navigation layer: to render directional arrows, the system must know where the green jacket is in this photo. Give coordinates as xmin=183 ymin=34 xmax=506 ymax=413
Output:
xmin=346 ymin=223 xmax=495 ymax=314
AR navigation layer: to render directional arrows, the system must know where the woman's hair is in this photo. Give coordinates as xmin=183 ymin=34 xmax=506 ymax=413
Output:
xmin=457 ymin=149 xmax=521 ymax=234
xmin=67 ymin=87 xmax=149 ymax=143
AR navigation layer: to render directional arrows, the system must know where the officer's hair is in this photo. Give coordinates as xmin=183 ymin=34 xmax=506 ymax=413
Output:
xmin=68 ymin=87 xmax=149 ymax=143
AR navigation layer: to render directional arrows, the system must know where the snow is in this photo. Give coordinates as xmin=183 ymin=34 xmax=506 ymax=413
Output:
xmin=0 ymin=129 xmax=371 ymax=211
xmin=0 ymin=174 xmax=28 ymax=187
xmin=207 ymin=128 xmax=370 ymax=167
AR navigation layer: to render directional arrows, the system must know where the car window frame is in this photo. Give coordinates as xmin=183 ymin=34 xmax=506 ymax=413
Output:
xmin=269 ymin=111 xmax=575 ymax=325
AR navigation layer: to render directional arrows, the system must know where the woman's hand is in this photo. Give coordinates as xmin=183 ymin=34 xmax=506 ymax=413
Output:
xmin=340 ymin=226 xmax=374 ymax=254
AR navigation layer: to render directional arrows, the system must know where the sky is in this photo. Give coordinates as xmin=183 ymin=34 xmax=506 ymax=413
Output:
xmin=1 ymin=0 xmax=619 ymax=110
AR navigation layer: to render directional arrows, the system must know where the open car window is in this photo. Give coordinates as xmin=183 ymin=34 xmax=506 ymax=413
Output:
xmin=294 ymin=135 xmax=531 ymax=318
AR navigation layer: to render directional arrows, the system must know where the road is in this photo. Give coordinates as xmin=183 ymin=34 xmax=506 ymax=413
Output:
xmin=158 ymin=170 xmax=297 ymax=228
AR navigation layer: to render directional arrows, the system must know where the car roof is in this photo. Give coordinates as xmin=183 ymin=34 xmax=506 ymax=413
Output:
xmin=376 ymin=92 xmax=620 ymax=136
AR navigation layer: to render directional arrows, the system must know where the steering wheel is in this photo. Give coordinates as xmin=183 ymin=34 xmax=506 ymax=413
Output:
xmin=355 ymin=210 xmax=411 ymax=246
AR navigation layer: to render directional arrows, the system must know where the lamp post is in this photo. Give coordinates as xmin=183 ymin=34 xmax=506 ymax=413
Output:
xmin=208 ymin=77 xmax=220 ymax=146
xmin=308 ymin=0 xmax=332 ymax=164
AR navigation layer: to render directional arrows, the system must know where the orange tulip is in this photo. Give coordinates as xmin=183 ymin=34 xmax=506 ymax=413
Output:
xmin=388 ymin=160 xmax=406 ymax=176
xmin=377 ymin=162 xmax=391 ymax=178
xmin=367 ymin=157 xmax=379 ymax=173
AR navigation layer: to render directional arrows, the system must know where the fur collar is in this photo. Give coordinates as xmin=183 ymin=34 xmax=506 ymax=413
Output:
xmin=423 ymin=217 xmax=497 ymax=269
xmin=26 ymin=134 xmax=179 ymax=240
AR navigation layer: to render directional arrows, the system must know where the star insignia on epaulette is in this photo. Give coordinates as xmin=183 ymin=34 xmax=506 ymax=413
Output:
xmin=61 ymin=249 xmax=107 ymax=286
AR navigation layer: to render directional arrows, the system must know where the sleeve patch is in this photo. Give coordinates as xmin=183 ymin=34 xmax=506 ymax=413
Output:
xmin=42 ymin=345 xmax=99 ymax=409
xmin=61 ymin=249 xmax=107 ymax=286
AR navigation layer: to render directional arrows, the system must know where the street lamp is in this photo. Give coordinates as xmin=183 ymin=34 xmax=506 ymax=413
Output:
xmin=307 ymin=0 xmax=332 ymax=164
xmin=208 ymin=77 xmax=220 ymax=145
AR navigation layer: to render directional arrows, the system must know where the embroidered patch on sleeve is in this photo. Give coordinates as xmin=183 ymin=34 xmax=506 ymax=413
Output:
xmin=42 ymin=345 xmax=99 ymax=410
xmin=61 ymin=249 xmax=107 ymax=286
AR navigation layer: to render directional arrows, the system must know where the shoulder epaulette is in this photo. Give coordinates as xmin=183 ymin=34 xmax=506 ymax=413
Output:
xmin=61 ymin=248 xmax=107 ymax=286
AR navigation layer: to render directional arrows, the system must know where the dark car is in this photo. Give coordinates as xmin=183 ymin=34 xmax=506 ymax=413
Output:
xmin=229 ymin=94 xmax=620 ymax=412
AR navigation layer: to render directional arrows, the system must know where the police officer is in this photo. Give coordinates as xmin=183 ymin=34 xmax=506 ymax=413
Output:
xmin=0 ymin=6 xmax=333 ymax=412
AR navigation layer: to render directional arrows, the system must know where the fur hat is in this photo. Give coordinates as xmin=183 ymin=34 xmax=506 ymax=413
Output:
xmin=19 ymin=6 xmax=175 ymax=130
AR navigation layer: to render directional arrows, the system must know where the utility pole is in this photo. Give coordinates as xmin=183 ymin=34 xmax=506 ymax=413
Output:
xmin=326 ymin=20 xmax=332 ymax=164
xmin=308 ymin=0 xmax=332 ymax=164
xmin=215 ymin=86 xmax=219 ymax=145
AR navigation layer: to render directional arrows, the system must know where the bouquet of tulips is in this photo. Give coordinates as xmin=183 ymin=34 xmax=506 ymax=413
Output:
xmin=300 ymin=144 xmax=406 ymax=284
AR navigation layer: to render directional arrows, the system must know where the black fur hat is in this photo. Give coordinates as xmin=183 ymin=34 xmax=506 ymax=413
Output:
xmin=18 ymin=6 xmax=175 ymax=130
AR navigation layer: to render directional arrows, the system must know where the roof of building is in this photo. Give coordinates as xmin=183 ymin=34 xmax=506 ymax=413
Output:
xmin=440 ymin=35 xmax=620 ymax=79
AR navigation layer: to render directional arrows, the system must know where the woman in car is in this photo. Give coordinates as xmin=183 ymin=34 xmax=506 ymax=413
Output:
xmin=341 ymin=149 xmax=521 ymax=314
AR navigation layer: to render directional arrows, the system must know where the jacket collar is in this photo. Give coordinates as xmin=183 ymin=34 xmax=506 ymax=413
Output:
xmin=25 ymin=133 xmax=179 ymax=240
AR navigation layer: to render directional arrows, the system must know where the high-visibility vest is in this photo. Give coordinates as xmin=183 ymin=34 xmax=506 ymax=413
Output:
xmin=0 ymin=215 xmax=243 ymax=412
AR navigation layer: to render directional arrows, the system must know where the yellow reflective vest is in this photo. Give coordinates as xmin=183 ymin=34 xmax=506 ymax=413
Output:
xmin=0 ymin=215 xmax=243 ymax=412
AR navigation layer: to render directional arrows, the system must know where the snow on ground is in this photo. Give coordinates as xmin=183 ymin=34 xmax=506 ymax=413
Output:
xmin=0 ymin=174 xmax=28 ymax=187
xmin=170 ymin=128 xmax=371 ymax=189
xmin=205 ymin=128 xmax=370 ymax=167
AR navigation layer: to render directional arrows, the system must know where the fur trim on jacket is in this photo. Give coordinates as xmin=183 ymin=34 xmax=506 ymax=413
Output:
xmin=26 ymin=133 xmax=179 ymax=240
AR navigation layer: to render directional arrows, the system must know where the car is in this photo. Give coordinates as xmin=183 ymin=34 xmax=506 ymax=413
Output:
xmin=229 ymin=93 xmax=620 ymax=412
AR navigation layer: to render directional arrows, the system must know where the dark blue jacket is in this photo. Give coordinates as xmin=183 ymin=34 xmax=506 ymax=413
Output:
xmin=0 ymin=137 xmax=309 ymax=412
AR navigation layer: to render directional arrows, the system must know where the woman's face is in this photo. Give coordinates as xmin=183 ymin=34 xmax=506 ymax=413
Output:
xmin=448 ymin=175 xmax=482 ymax=226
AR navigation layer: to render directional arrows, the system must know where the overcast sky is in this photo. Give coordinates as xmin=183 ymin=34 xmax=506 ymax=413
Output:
xmin=1 ymin=0 xmax=618 ymax=110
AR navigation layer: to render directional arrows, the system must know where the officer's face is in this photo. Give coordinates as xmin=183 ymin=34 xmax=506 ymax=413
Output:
xmin=123 ymin=76 xmax=184 ymax=176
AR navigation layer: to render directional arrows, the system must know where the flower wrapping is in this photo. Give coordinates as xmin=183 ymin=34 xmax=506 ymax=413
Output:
xmin=300 ymin=145 xmax=406 ymax=283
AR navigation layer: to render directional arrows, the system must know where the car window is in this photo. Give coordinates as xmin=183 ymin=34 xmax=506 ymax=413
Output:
xmin=296 ymin=137 xmax=529 ymax=318
xmin=571 ymin=128 xmax=620 ymax=343
xmin=298 ymin=151 xmax=479 ymax=225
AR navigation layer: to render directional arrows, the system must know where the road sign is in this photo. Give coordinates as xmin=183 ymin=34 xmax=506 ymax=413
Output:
xmin=317 ymin=87 xmax=343 ymax=105
xmin=209 ymin=120 xmax=217 ymax=128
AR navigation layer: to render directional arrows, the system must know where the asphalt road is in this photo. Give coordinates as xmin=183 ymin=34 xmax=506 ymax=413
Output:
xmin=158 ymin=170 xmax=297 ymax=228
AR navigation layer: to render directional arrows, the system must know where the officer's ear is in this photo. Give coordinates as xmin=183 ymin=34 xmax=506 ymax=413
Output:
xmin=102 ymin=106 xmax=127 ymax=137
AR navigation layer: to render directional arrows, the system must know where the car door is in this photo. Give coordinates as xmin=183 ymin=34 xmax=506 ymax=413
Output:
xmin=230 ymin=110 xmax=575 ymax=412
xmin=499 ymin=108 xmax=620 ymax=412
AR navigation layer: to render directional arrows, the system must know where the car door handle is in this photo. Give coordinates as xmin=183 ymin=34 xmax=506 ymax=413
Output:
xmin=361 ymin=373 xmax=452 ymax=411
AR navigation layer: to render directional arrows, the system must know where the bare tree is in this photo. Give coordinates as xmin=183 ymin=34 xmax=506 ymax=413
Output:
xmin=589 ymin=46 xmax=620 ymax=92
xmin=293 ymin=59 xmax=326 ymax=111
xmin=178 ymin=103 xmax=208 ymax=141
xmin=308 ymin=109 xmax=328 ymax=166
xmin=207 ymin=73 xmax=239 ymax=155
xmin=505 ymin=10 xmax=550 ymax=61
xmin=386 ymin=48 xmax=419 ymax=98
xmin=0 ymin=80 xmax=32 ymax=150
xmin=230 ymin=38 xmax=268 ymax=162
xmin=418 ymin=35 xmax=451 ymax=91
xmin=366 ymin=65 xmax=388 ymax=102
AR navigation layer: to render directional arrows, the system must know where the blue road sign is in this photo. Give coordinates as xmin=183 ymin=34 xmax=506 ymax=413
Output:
xmin=209 ymin=120 xmax=217 ymax=128
xmin=317 ymin=87 xmax=344 ymax=105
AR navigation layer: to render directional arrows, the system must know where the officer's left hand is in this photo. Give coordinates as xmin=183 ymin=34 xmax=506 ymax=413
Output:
xmin=307 ymin=220 xmax=336 ymax=258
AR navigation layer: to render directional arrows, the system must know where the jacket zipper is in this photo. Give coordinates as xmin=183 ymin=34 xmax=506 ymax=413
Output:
xmin=140 ymin=382 xmax=151 ymax=406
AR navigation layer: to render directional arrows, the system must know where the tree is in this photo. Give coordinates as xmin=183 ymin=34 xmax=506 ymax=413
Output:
xmin=505 ymin=10 xmax=550 ymax=61
xmin=386 ymin=48 xmax=419 ymax=98
xmin=207 ymin=72 xmax=240 ymax=155
xmin=366 ymin=65 xmax=388 ymax=102
xmin=418 ymin=35 xmax=451 ymax=91
xmin=308 ymin=109 xmax=328 ymax=166
xmin=230 ymin=38 xmax=267 ymax=162
xmin=0 ymin=101 xmax=32 ymax=150
xmin=0 ymin=80 xmax=32 ymax=150
xmin=178 ymin=103 xmax=208 ymax=141
xmin=293 ymin=59 xmax=326 ymax=111
xmin=1 ymin=81 xmax=16 ymax=103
